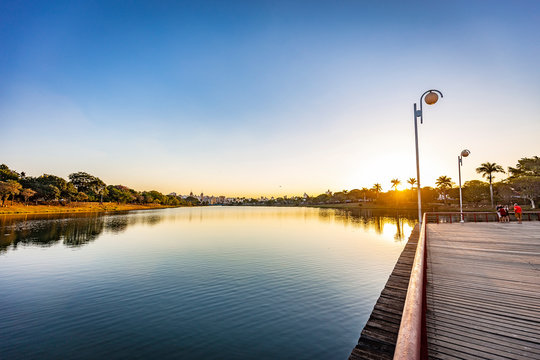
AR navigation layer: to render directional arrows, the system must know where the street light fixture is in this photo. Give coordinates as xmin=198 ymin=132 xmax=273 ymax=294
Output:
xmin=458 ymin=149 xmax=471 ymax=223
xmin=414 ymin=89 xmax=443 ymax=224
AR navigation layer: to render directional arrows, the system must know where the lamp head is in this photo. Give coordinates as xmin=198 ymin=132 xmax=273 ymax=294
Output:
xmin=424 ymin=91 xmax=439 ymax=105
xmin=461 ymin=149 xmax=470 ymax=157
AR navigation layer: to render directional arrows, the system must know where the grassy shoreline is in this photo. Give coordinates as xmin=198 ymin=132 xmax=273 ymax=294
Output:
xmin=0 ymin=202 xmax=183 ymax=215
xmin=1 ymin=201 xmax=535 ymax=216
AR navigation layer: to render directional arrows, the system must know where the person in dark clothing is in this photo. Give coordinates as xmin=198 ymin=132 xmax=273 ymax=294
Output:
xmin=496 ymin=204 xmax=503 ymax=222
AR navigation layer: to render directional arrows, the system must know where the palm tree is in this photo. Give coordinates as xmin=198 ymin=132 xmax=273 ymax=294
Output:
xmin=476 ymin=162 xmax=505 ymax=208
xmin=435 ymin=175 xmax=454 ymax=205
xmin=407 ymin=178 xmax=417 ymax=201
xmin=391 ymin=178 xmax=401 ymax=207
xmin=372 ymin=183 xmax=382 ymax=199
xmin=390 ymin=178 xmax=401 ymax=191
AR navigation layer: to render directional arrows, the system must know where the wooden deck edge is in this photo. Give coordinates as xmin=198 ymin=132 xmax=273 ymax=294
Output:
xmin=349 ymin=224 xmax=421 ymax=360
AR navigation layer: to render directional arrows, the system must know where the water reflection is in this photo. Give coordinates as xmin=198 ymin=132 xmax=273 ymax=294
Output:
xmin=0 ymin=207 xmax=416 ymax=253
xmin=0 ymin=211 xmax=164 ymax=252
xmin=321 ymin=208 xmax=416 ymax=241
xmin=0 ymin=206 xmax=416 ymax=360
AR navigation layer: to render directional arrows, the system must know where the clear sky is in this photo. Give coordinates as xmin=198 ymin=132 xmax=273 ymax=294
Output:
xmin=1 ymin=1 xmax=539 ymax=197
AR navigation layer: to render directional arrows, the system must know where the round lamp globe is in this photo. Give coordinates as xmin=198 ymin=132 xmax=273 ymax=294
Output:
xmin=425 ymin=92 xmax=439 ymax=105
xmin=461 ymin=149 xmax=471 ymax=157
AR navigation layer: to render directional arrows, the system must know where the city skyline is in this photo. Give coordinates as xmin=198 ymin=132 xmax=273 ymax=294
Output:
xmin=1 ymin=1 xmax=539 ymax=197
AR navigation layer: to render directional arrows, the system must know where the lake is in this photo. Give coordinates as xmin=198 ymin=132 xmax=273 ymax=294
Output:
xmin=0 ymin=206 xmax=415 ymax=359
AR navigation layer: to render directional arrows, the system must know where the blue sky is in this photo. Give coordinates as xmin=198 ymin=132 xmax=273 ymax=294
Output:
xmin=1 ymin=1 xmax=539 ymax=196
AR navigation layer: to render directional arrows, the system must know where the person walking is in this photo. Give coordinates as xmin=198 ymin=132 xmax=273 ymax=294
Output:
xmin=514 ymin=203 xmax=522 ymax=224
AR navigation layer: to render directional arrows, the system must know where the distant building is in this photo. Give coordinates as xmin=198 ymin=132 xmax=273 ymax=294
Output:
xmin=437 ymin=194 xmax=454 ymax=201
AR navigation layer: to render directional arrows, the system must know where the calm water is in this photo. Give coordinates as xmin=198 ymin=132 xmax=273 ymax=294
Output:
xmin=0 ymin=207 xmax=415 ymax=359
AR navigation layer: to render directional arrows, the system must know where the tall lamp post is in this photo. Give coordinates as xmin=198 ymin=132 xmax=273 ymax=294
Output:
xmin=414 ymin=89 xmax=443 ymax=224
xmin=458 ymin=149 xmax=471 ymax=223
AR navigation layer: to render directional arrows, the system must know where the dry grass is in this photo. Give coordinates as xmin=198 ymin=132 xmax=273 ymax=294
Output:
xmin=0 ymin=202 xmax=179 ymax=215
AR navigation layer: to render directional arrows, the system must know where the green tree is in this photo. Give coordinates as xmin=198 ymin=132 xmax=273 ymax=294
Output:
xmin=508 ymin=156 xmax=540 ymax=177
xmin=0 ymin=180 xmax=22 ymax=206
xmin=44 ymin=185 xmax=61 ymax=201
xmin=20 ymin=175 xmax=76 ymax=201
xmin=476 ymin=162 xmax=505 ymax=207
xmin=505 ymin=157 xmax=540 ymax=208
xmin=69 ymin=172 xmax=108 ymax=202
xmin=390 ymin=178 xmax=401 ymax=191
xmin=435 ymin=176 xmax=454 ymax=205
xmin=494 ymin=182 xmax=515 ymax=204
xmin=19 ymin=177 xmax=48 ymax=201
xmin=372 ymin=183 xmax=382 ymax=199
xmin=420 ymin=186 xmax=438 ymax=204
xmin=407 ymin=178 xmax=417 ymax=201
xmin=141 ymin=190 xmax=165 ymax=204
xmin=185 ymin=196 xmax=200 ymax=205
xmin=38 ymin=174 xmax=77 ymax=200
xmin=462 ymin=180 xmax=489 ymax=207
xmin=21 ymin=188 xmax=36 ymax=205
xmin=76 ymin=192 xmax=89 ymax=202
xmin=107 ymin=185 xmax=136 ymax=204
xmin=314 ymin=194 xmax=330 ymax=204
xmin=348 ymin=189 xmax=362 ymax=201
xmin=333 ymin=191 xmax=348 ymax=203
xmin=510 ymin=176 xmax=540 ymax=208
xmin=0 ymin=164 xmax=20 ymax=182
xmin=390 ymin=179 xmax=401 ymax=206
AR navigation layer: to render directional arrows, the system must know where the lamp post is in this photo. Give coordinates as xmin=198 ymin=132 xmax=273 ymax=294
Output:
xmin=458 ymin=149 xmax=471 ymax=223
xmin=413 ymin=89 xmax=443 ymax=224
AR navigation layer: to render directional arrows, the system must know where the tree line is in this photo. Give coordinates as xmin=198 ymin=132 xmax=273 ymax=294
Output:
xmin=0 ymin=166 xmax=201 ymax=207
xmin=1 ymin=156 xmax=538 ymax=209
xmin=257 ymin=156 xmax=539 ymax=209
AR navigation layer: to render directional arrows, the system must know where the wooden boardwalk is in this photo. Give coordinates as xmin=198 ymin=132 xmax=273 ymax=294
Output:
xmin=349 ymin=225 xmax=420 ymax=360
xmin=426 ymin=222 xmax=540 ymax=359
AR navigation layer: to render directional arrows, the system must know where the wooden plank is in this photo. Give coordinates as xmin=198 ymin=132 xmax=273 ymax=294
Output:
xmin=427 ymin=321 xmax=540 ymax=354
xmin=429 ymin=335 xmax=521 ymax=360
xmin=428 ymin=307 xmax=540 ymax=339
xmin=428 ymin=332 xmax=534 ymax=360
xmin=426 ymin=222 xmax=540 ymax=359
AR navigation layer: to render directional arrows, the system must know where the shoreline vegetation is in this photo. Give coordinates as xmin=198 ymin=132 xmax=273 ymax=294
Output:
xmin=1 ymin=156 xmax=538 ymax=216
xmin=0 ymin=201 xmax=536 ymax=217
xmin=0 ymin=202 xmax=181 ymax=215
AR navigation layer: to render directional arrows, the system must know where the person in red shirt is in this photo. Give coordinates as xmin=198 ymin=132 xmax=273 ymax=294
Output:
xmin=514 ymin=203 xmax=522 ymax=224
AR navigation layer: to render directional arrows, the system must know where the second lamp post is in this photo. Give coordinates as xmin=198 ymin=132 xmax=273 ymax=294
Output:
xmin=458 ymin=149 xmax=471 ymax=222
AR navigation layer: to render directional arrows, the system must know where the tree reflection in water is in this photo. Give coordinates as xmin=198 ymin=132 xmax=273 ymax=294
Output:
xmin=0 ymin=211 xmax=164 ymax=252
xmin=0 ymin=207 xmax=417 ymax=253
xmin=322 ymin=208 xmax=417 ymax=241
